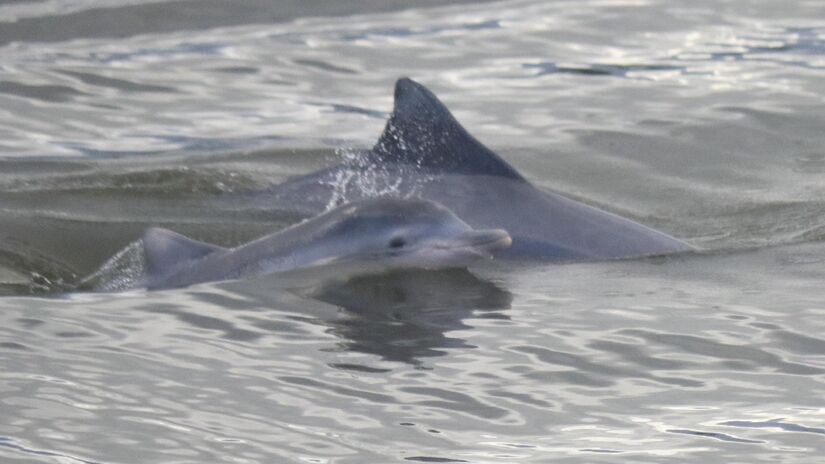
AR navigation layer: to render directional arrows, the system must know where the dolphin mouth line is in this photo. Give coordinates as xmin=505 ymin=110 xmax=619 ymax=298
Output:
xmin=440 ymin=236 xmax=512 ymax=250
xmin=437 ymin=230 xmax=513 ymax=252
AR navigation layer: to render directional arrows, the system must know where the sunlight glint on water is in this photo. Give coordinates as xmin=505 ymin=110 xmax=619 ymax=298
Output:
xmin=1 ymin=0 xmax=824 ymax=462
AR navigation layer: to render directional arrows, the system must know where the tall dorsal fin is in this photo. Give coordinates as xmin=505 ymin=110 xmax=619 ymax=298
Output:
xmin=370 ymin=78 xmax=525 ymax=180
xmin=142 ymin=228 xmax=225 ymax=277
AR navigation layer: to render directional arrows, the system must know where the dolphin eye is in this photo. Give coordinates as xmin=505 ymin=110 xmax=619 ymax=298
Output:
xmin=388 ymin=237 xmax=406 ymax=249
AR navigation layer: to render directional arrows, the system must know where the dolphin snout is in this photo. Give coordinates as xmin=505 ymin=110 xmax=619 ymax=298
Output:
xmin=450 ymin=228 xmax=512 ymax=257
xmin=470 ymin=229 xmax=511 ymax=248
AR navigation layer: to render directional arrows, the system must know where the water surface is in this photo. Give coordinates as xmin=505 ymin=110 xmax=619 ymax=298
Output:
xmin=1 ymin=0 xmax=824 ymax=462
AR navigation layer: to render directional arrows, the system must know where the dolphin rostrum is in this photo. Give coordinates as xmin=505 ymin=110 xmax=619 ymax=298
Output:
xmin=86 ymin=198 xmax=511 ymax=291
xmin=242 ymin=78 xmax=694 ymax=261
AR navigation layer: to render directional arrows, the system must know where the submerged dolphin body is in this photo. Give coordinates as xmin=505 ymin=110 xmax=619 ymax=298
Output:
xmin=88 ymin=198 xmax=511 ymax=291
xmin=250 ymin=78 xmax=694 ymax=261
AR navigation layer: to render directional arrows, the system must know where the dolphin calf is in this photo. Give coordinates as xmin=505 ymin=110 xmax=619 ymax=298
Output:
xmin=85 ymin=198 xmax=511 ymax=291
xmin=241 ymin=78 xmax=694 ymax=261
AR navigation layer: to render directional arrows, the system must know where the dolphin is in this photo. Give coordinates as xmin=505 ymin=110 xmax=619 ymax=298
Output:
xmin=85 ymin=198 xmax=511 ymax=291
xmin=239 ymin=78 xmax=694 ymax=261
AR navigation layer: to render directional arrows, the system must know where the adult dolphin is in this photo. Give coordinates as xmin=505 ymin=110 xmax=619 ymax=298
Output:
xmin=247 ymin=78 xmax=694 ymax=261
xmin=84 ymin=198 xmax=511 ymax=291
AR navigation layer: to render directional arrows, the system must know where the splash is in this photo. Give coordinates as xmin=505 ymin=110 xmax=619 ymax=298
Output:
xmin=0 ymin=243 xmax=78 ymax=295
xmin=79 ymin=240 xmax=146 ymax=292
xmin=321 ymin=146 xmax=432 ymax=211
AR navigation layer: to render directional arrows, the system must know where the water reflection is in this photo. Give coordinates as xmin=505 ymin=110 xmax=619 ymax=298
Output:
xmin=224 ymin=267 xmax=512 ymax=366
xmin=311 ymin=269 xmax=512 ymax=365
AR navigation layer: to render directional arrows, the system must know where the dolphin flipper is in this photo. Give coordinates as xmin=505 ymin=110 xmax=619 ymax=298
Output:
xmin=142 ymin=228 xmax=226 ymax=277
xmin=371 ymin=78 xmax=525 ymax=180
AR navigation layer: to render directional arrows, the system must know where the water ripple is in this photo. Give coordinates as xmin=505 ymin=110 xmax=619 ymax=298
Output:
xmin=1 ymin=1 xmax=825 ymax=463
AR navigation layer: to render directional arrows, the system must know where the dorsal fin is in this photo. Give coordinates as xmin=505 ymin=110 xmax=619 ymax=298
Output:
xmin=370 ymin=78 xmax=525 ymax=180
xmin=142 ymin=228 xmax=225 ymax=277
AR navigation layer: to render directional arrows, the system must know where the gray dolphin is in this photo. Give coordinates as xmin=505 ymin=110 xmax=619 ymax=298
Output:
xmin=242 ymin=78 xmax=694 ymax=261
xmin=87 ymin=198 xmax=511 ymax=291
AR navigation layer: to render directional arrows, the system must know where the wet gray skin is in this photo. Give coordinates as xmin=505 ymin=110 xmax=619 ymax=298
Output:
xmin=237 ymin=78 xmax=695 ymax=261
xmin=120 ymin=198 xmax=510 ymax=290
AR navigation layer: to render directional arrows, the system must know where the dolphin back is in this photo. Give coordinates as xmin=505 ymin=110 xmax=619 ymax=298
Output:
xmin=142 ymin=228 xmax=226 ymax=278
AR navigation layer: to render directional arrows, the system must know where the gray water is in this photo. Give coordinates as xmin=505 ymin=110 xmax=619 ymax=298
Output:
xmin=1 ymin=0 xmax=824 ymax=462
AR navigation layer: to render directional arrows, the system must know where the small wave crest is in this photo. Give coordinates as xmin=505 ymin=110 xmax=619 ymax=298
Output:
xmin=0 ymin=241 xmax=78 ymax=295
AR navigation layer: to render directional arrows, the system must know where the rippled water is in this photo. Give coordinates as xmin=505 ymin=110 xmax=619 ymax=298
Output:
xmin=1 ymin=0 xmax=824 ymax=462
